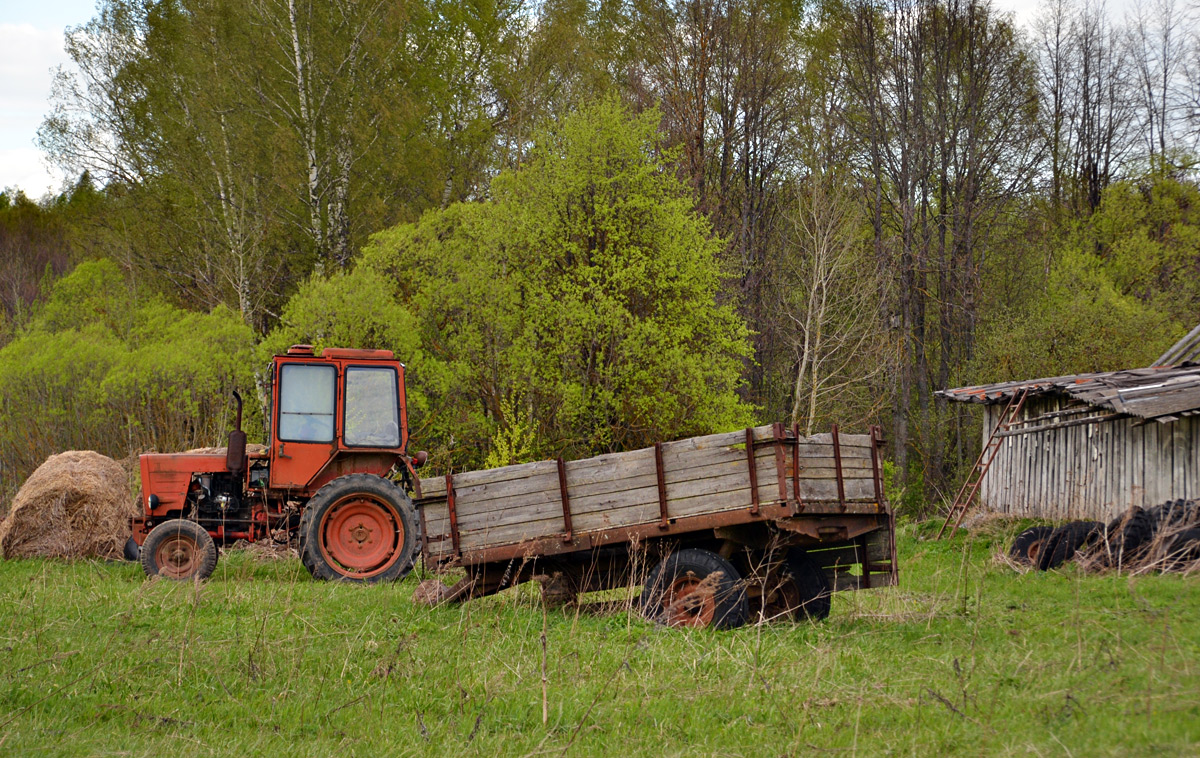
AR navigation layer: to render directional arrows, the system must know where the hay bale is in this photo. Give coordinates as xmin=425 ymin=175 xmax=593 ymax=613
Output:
xmin=0 ymin=451 xmax=136 ymax=560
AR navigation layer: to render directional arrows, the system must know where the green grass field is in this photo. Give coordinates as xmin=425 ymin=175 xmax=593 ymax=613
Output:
xmin=1 ymin=522 xmax=1198 ymax=757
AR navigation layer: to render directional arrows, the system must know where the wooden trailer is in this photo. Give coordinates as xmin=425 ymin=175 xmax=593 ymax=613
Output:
xmin=413 ymin=423 xmax=897 ymax=628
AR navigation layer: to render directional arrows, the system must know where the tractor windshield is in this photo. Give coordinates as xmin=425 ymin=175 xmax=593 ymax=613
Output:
xmin=278 ymin=363 xmax=336 ymax=443
xmin=344 ymin=366 xmax=400 ymax=448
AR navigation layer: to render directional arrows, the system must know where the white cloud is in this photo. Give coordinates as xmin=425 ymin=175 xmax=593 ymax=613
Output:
xmin=0 ymin=23 xmax=74 ymax=195
xmin=0 ymin=146 xmax=63 ymax=198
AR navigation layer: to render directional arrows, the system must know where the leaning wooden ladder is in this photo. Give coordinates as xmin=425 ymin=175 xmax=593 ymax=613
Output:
xmin=936 ymin=388 xmax=1029 ymax=540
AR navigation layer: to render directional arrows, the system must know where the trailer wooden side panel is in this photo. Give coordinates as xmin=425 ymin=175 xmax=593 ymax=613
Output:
xmin=417 ymin=425 xmax=881 ymax=562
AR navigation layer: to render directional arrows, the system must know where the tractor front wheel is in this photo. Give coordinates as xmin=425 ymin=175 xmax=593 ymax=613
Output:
xmin=140 ymin=519 xmax=218 ymax=580
xmin=299 ymin=474 xmax=419 ymax=583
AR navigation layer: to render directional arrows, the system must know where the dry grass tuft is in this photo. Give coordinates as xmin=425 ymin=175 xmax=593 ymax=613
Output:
xmin=0 ymin=450 xmax=136 ymax=560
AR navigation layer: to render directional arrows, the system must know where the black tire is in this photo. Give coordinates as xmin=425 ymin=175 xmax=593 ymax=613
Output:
xmin=1037 ymin=521 xmax=1103 ymax=570
xmin=782 ymin=550 xmax=831 ymax=621
xmin=1009 ymin=526 xmax=1053 ymax=565
xmin=299 ymin=474 xmax=419 ymax=583
xmin=140 ymin=519 xmax=218 ymax=580
xmin=1167 ymin=527 xmax=1200 ymax=561
xmin=1097 ymin=507 xmax=1155 ymax=567
xmin=641 ymin=548 xmax=749 ymax=630
xmin=123 ymin=536 xmax=141 ymax=562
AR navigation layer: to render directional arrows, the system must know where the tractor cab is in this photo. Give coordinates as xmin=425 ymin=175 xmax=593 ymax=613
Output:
xmin=264 ymin=344 xmax=411 ymax=492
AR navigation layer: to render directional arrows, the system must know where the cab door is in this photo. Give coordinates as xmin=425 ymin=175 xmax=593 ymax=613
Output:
xmin=269 ymin=361 xmax=338 ymax=489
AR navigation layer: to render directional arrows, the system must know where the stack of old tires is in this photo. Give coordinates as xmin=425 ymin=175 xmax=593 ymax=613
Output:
xmin=1009 ymin=498 xmax=1200 ymax=572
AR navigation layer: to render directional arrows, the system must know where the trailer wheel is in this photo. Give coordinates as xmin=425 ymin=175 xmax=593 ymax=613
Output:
xmin=299 ymin=474 xmax=418 ymax=583
xmin=1008 ymin=526 xmax=1053 ymax=565
xmin=779 ymin=550 xmax=831 ymax=621
xmin=641 ymin=548 xmax=748 ymax=630
xmin=140 ymin=519 xmax=218 ymax=580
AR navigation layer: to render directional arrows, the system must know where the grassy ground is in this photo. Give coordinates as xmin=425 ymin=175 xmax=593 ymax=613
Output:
xmin=1 ymin=522 xmax=1198 ymax=757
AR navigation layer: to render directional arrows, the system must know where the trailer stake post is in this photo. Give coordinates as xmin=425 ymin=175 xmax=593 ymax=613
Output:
xmin=445 ymin=473 xmax=461 ymax=556
xmin=832 ymin=424 xmax=846 ymax=512
xmin=654 ymin=442 xmax=670 ymax=529
xmin=745 ymin=427 xmax=760 ymax=515
xmin=791 ymin=422 xmax=804 ymax=512
xmin=556 ymin=457 xmax=573 ymax=542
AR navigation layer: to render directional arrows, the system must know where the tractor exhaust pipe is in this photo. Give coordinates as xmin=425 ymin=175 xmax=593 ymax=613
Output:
xmin=227 ymin=390 xmax=247 ymax=476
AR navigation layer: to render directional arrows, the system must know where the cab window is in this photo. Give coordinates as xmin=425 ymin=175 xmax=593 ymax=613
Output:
xmin=344 ymin=366 xmax=400 ymax=448
xmin=278 ymin=364 xmax=336 ymax=442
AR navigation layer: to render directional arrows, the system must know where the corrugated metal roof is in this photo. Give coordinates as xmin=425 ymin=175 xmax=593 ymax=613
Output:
xmin=938 ymin=363 xmax=1200 ymax=422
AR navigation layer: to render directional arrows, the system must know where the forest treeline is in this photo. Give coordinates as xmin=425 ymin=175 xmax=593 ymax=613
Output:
xmin=1 ymin=0 xmax=1198 ymax=513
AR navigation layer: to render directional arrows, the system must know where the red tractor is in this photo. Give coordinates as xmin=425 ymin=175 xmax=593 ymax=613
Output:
xmin=132 ymin=344 xmax=427 ymax=582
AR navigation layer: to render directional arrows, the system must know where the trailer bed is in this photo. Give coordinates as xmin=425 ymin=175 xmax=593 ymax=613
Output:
xmin=415 ymin=423 xmax=897 ymax=596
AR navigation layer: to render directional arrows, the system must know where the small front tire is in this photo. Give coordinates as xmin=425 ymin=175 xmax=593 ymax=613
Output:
xmin=140 ymin=519 xmax=218 ymax=580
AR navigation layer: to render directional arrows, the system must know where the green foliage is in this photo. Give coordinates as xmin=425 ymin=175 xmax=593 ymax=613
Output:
xmin=348 ymin=98 xmax=754 ymax=467
xmin=0 ymin=260 xmax=256 ymax=504
xmin=482 ymin=394 xmax=538 ymax=469
xmin=973 ymin=177 xmax=1195 ymax=384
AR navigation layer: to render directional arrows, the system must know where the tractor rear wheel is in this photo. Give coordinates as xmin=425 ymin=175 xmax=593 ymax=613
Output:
xmin=140 ymin=519 xmax=218 ymax=580
xmin=299 ymin=474 xmax=418 ymax=583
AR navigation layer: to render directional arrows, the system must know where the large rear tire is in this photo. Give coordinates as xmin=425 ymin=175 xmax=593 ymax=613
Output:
xmin=641 ymin=548 xmax=748 ymax=630
xmin=299 ymin=474 xmax=418 ymax=583
xmin=140 ymin=519 xmax=218 ymax=580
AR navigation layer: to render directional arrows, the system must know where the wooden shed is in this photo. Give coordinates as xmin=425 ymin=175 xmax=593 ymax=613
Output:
xmin=940 ymin=362 xmax=1200 ymax=521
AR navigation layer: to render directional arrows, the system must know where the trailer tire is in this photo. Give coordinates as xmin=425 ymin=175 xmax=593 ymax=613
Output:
xmin=299 ymin=474 xmax=418 ymax=583
xmin=641 ymin=548 xmax=748 ymax=630
xmin=783 ymin=550 xmax=832 ymax=621
xmin=140 ymin=519 xmax=218 ymax=580
xmin=1008 ymin=526 xmax=1053 ymax=565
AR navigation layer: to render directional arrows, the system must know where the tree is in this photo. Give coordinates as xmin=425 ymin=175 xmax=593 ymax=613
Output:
xmin=271 ymin=98 xmax=754 ymax=469
xmin=774 ymin=177 xmax=895 ymax=434
xmin=0 ymin=260 xmax=256 ymax=505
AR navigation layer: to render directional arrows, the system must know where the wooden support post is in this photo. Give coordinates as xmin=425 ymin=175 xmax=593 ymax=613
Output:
xmin=654 ymin=442 xmax=670 ymax=529
xmin=832 ymin=424 xmax=846 ymax=512
xmin=745 ymin=427 xmax=760 ymax=515
xmin=556 ymin=457 xmax=573 ymax=542
xmin=445 ymin=473 xmax=461 ymax=556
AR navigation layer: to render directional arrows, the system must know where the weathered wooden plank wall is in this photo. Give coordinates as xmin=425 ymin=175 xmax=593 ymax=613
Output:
xmin=417 ymin=425 xmax=879 ymax=559
xmin=979 ymin=397 xmax=1199 ymax=520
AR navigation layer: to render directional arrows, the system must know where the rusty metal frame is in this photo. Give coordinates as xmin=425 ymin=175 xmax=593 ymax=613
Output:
xmin=857 ymin=534 xmax=873 ymax=589
xmin=445 ymin=473 xmax=461 ymax=556
xmin=831 ymin=423 xmax=846 ymax=512
xmin=771 ymin=422 xmax=788 ymax=502
xmin=653 ymin=442 xmax=670 ymax=529
xmin=791 ymin=422 xmax=805 ymax=512
xmin=745 ymin=427 xmax=760 ymax=515
xmin=556 ymin=457 xmax=573 ymax=542
xmin=869 ymin=425 xmax=884 ymax=513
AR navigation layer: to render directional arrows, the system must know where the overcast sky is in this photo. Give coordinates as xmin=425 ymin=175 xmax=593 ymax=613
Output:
xmin=0 ymin=0 xmax=1135 ymax=199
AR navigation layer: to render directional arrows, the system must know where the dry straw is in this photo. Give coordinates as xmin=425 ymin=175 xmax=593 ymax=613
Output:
xmin=0 ymin=450 xmax=136 ymax=560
